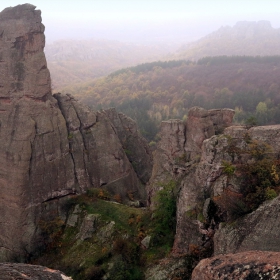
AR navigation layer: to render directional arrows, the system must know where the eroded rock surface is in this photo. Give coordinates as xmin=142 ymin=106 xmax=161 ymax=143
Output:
xmin=173 ymin=123 xmax=280 ymax=256
xmin=0 ymin=263 xmax=72 ymax=280
xmin=54 ymin=94 xmax=148 ymax=200
xmin=147 ymin=107 xmax=235 ymax=255
xmin=0 ymin=4 xmax=150 ymax=261
xmin=191 ymin=251 xmax=280 ymax=280
xmin=0 ymin=3 xmax=73 ymax=261
xmin=214 ymin=185 xmax=280 ymax=255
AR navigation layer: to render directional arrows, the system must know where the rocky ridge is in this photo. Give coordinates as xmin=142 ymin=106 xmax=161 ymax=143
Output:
xmin=0 ymin=4 xmax=151 ymax=262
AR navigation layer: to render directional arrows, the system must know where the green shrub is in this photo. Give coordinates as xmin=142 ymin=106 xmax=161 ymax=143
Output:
xmin=151 ymin=181 xmax=177 ymax=248
xmin=221 ymin=160 xmax=235 ymax=176
xmin=265 ymin=188 xmax=278 ymax=200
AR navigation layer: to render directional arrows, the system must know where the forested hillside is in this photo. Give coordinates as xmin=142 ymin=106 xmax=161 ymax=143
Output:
xmin=59 ymin=56 xmax=280 ymax=141
xmin=173 ymin=21 xmax=280 ymax=60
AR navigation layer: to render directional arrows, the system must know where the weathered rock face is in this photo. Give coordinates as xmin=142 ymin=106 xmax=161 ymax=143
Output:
xmin=185 ymin=107 xmax=235 ymax=160
xmin=191 ymin=251 xmax=280 ymax=280
xmin=0 ymin=4 xmax=151 ymax=261
xmin=54 ymin=94 xmax=148 ymax=200
xmin=172 ymin=123 xmax=280 ymax=256
xmin=148 ymin=108 xmax=280 ymax=260
xmin=214 ymin=196 xmax=280 ymax=255
xmin=147 ymin=107 xmax=234 ymax=206
xmin=0 ymin=263 xmax=72 ymax=280
xmin=212 ymin=126 xmax=280 ymax=255
xmin=147 ymin=107 xmax=235 ymax=255
xmin=0 ymin=3 xmax=71 ymax=261
xmin=105 ymin=108 xmax=153 ymax=184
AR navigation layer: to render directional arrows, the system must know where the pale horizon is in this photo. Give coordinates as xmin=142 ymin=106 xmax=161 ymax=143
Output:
xmin=0 ymin=1 xmax=279 ymax=44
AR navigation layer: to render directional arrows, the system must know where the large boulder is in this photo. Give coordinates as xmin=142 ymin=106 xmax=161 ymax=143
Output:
xmin=214 ymin=195 xmax=280 ymax=255
xmin=191 ymin=251 xmax=280 ymax=280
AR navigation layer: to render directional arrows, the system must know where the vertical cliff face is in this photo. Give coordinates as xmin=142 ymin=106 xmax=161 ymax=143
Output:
xmin=0 ymin=4 xmax=151 ymax=261
xmin=0 ymin=4 xmax=69 ymax=261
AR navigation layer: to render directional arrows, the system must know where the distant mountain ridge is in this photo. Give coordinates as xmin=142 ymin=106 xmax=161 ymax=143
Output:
xmin=48 ymin=20 xmax=280 ymax=91
xmin=173 ymin=20 xmax=280 ymax=60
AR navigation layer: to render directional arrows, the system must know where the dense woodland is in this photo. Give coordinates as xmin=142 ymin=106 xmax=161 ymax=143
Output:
xmin=59 ymin=56 xmax=280 ymax=141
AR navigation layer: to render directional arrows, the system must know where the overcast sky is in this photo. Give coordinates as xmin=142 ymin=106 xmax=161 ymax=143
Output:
xmin=0 ymin=0 xmax=280 ymax=43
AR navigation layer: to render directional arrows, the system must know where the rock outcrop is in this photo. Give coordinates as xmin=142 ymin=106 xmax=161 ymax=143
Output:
xmin=148 ymin=104 xmax=280 ymax=260
xmin=147 ymin=107 xmax=235 ymax=255
xmin=214 ymin=196 xmax=280 ymax=255
xmin=0 ymin=263 xmax=72 ymax=280
xmin=0 ymin=4 xmax=151 ymax=261
xmin=191 ymin=251 xmax=280 ymax=280
xmin=213 ymin=125 xmax=280 ymax=255
xmin=173 ymin=124 xmax=280 ymax=256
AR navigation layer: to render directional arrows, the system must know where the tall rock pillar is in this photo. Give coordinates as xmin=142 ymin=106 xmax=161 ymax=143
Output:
xmin=0 ymin=4 xmax=76 ymax=261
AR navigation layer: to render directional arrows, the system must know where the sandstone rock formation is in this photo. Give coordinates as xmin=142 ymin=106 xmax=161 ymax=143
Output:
xmin=191 ymin=251 xmax=280 ymax=280
xmin=151 ymin=116 xmax=280 ymax=257
xmin=147 ymin=107 xmax=235 ymax=255
xmin=0 ymin=263 xmax=72 ymax=280
xmin=0 ymin=4 xmax=151 ymax=261
xmin=147 ymin=107 xmax=234 ymax=205
xmin=174 ymin=124 xmax=280 ymax=256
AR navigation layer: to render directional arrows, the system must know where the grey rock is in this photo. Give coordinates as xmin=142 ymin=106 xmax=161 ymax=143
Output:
xmin=147 ymin=107 xmax=235 ymax=255
xmin=66 ymin=205 xmax=81 ymax=227
xmin=0 ymin=263 xmax=72 ymax=280
xmin=77 ymin=214 xmax=100 ymax=240
xmin=215 ymin=196 xmax=280 ymax=255
xmin=141 ymin=235 xmax=151 ymax=249
xmin=105 ymin=108 xmax=153 ymax=184
xmin=97 ymin=221 xmax=115 ymax=243
xmin=145 ymin=257 xmax=191 ymax=280
xmin=173 ymin=123 xmax=280 ymax=256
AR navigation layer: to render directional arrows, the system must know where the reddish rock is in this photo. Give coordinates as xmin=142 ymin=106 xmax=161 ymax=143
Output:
xmin=0 ymin=4 xmax=150 ymax=261
xmin=192 ymin=251 xmax=280 ymax=280
xmin=147 ymin=107 xmax=234 ymax=208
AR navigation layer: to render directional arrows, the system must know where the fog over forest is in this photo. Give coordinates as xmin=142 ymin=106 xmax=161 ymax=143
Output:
xmin=2 ymin=2 xmax=280 ymax=279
